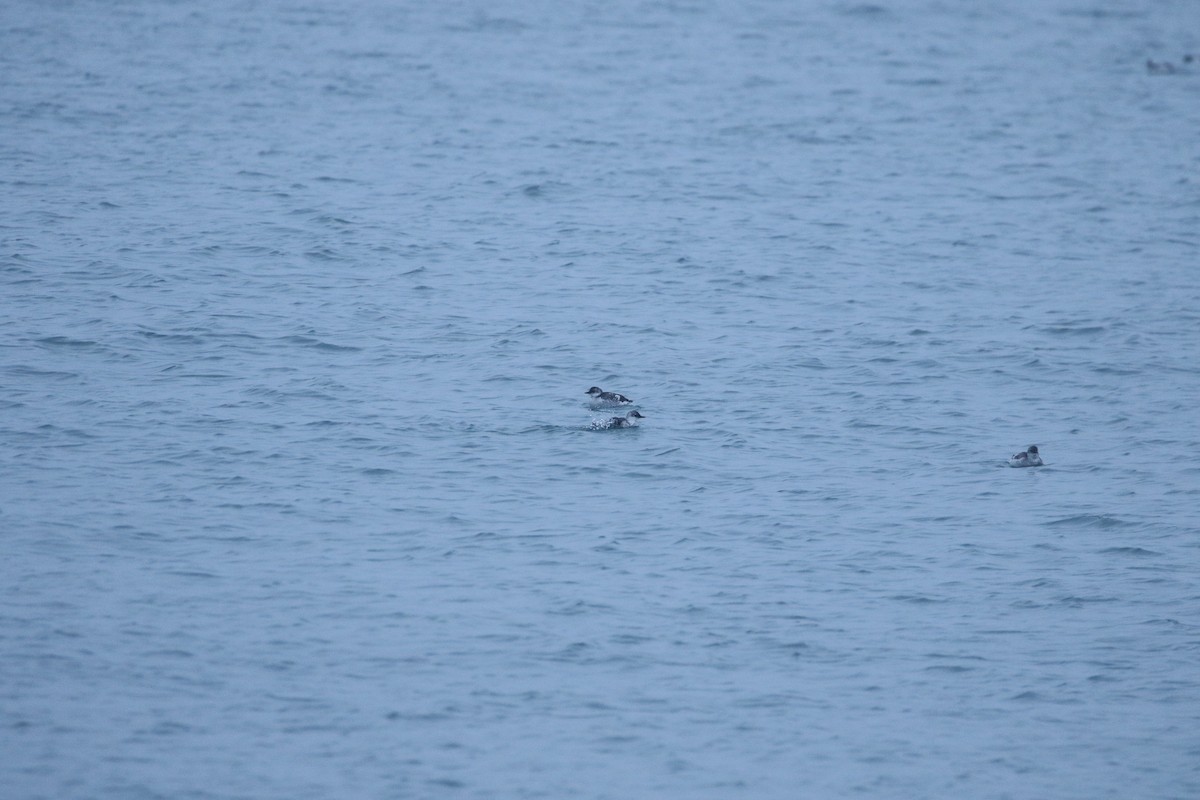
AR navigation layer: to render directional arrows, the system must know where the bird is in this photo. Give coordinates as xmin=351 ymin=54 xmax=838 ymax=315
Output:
xmin=586 ymin=386 xmax=633 ymax=406
xmin=1008 ymin=445 xmax=1044 ymax=467
xmin=592 ymin=410 xmax=644 ymax=430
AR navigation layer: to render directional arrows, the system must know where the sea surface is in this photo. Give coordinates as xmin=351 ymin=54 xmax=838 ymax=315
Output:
xmin=3 ymin=1 xmax=1199 ymax=798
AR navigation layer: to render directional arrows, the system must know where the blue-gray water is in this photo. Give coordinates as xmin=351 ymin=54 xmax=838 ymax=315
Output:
xmin=3 ymin=1 xmax=1199 ymax=798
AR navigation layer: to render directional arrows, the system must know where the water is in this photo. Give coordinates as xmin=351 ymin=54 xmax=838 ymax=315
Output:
xmin=3 ymin=1 xmax=1199 ymax=798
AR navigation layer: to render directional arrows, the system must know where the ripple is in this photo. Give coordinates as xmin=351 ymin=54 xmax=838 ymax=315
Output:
xmin=1098 ymin=546 xmax=1160 ymax=556
xmin=1041 ymin=324 xmax=1107 ymax=335
xmin=5 ymin=364 xmax=80 ymax=379
xmin=280 ymin=335 xmax=362 ymax=352
xmin=36 ymin=335 xmax=98 ymax=348
xmin=1044 ymin=515 xmax=1134 ymax=529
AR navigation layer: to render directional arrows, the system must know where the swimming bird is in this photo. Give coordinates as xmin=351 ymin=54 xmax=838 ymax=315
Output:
xmin=586 ymin=386 xmax=633 ymax=406
xmin=592 ymin=410 xmax=644 ymax=429
xmin=1147 ymin=55 xmax=1198 ymax=74
xmin=1008 ymin=445 xmax=1044 ymax=467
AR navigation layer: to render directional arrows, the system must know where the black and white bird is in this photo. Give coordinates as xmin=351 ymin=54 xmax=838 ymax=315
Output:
xmin=1008 ymin=445 xmax=1044 ymax=467
xmin=592 ymin=410 xmax=644 ymax=430
xmin=586 ymin=386 xmax=633 ymax=406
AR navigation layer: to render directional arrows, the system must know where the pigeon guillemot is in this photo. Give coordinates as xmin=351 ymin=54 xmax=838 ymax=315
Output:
xmin=592 ymin=410 xmax=644 ymax=429
xmin=1008 ymin=445 xmax=1044 ymax=467
xmin=586 ymin=386 xmax=633 ymax=406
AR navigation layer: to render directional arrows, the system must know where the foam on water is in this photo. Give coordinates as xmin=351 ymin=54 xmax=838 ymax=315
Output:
xmin=3 ymin=0 xmax=1200 ymax=798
